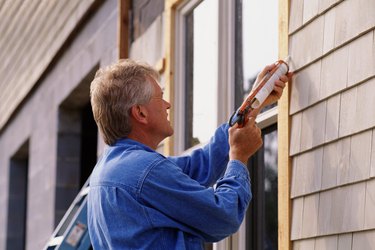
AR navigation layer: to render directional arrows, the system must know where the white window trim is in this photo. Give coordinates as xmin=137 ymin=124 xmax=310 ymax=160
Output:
xmin=256 ymin=106 xmax=278 ymax=129
xmin=174 ymin=0 xmax=203 ymax=154
xmin=217 ymin=0 xmax=236 ymax=125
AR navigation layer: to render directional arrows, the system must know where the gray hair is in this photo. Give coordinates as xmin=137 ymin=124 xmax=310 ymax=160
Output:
xmin=90 ymin=59 xmax=158 ymax=145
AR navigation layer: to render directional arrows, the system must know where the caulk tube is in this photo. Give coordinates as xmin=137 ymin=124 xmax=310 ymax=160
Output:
xmin=228 ymin=60 xmax=289 ymax=127
xmin=251 ymin=61 xmax=289 ymax=109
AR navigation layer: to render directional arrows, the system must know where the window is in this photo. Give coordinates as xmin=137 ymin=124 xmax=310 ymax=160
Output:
xmin=174 ymin=2 xmax=226 ymax=249
xmin=234 ymin=0 xmax=279 ymax=111
xmin=234 ymin=0 xmax=280 ymax=249
xmin=174 ymin=0 xmax=220 ymax=153
xmin=7 ymin=140 xmax=29 ymax=250
xmin=246 ymin=124 xmax=278 ymax=250
xmin=55 ymin=68 xmax=98 ymax=226
xmin=171 ymin=0 xmax=282 ymax=248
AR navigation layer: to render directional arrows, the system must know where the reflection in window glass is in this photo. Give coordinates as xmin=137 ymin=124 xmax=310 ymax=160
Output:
xmin=235 ymin=0 xmax=279 ymax=112
xmin=185 ymin=0 xmax=218 ymax=149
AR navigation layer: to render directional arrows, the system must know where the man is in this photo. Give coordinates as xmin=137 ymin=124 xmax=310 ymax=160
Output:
xmin=88 ymin=59 xmax=288 ymax=249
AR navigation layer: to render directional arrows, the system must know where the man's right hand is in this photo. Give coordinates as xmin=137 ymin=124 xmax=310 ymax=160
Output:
xmin=228 ymin=117 xmax=263 ymax=165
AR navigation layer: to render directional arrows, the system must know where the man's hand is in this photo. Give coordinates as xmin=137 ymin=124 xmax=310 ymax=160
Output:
xmin=248 ymin=64 xmax=292 ymax=118
xmin=229 ymin=117 xmax=263 ymax=164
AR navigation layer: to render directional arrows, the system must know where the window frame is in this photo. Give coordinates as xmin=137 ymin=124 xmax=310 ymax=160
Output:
xmin=7 ymin=140 xmax=29 ymax=250
xmin=173 ymin=0 xmax=235 ymax=154
xmin=174 ymin=0 xmax=202 ymax=154
xmin=236 ymin=107 xmax=279 ymax=249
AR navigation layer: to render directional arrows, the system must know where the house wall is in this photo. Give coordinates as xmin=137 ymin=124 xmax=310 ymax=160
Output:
xmin=289 ymin=0 xmax=375 ymax=248
xmin=3 ymin=0 xmax=374 ymax=249
xmin=0 ymin=0 xmax=118 ymax=249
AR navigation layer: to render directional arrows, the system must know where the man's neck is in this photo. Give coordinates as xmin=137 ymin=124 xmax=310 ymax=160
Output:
xmin=127 ymin=129 xmax=159 ymax=150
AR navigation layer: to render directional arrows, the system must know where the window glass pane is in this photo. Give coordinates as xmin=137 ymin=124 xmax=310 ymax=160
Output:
xmin=263 ymin=129 xmax=278 ymax=250
xmin=235 ymin=1 xmax=280 ymax=245
xmin=235 ymin=0 xmax=279 ymax=112
xmin=185 ymin=0 xmax=218 ymax=149
xmin=246 ymin=125 xmax=278 ymax=250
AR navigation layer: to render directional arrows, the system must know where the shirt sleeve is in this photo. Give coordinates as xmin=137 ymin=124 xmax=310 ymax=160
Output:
xmin=139 ymin=158 xmax=252 ymax=242
xmin=167 ymin=123 xmax=230 ymax=187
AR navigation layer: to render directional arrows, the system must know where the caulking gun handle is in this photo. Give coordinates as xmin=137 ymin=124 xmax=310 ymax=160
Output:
xmin=229 ymin=109 xmax=248 ymax=128
xmin=238 ymin=117 xmax=247 ymax=128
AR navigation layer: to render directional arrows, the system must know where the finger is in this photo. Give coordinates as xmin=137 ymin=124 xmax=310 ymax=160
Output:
xmin=274 ymin=81 xmax=285 ymax=92
xmin=258 ymin=137 xmax=264 ymax=147
xmin=258 ymin=64 xmax=275 ymax=78
xmin=279 ymin=74 xmax=289 ymax=83
xmin=252 ymin=126 xmax=262 ymax=139
xmin=229 ymin=122 xmax=239 ymax=133
xmin=248 ymin=108 xmax=259 ymax=119
xmin=247 ymin=117 xmax=256 ymax=126
xmin=272 ymin=86 xmax=283 ymax=97
xmin=274 ymin=80 xmax=286 ymax=89
xmin=255 ymin=125 xmax=262 ymax=137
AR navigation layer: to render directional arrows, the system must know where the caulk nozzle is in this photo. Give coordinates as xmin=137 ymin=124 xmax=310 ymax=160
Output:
xmin=283 ymin=55 xmax=295 ymax=72
xmin=284 ymin=55 xmax=291 ymax=64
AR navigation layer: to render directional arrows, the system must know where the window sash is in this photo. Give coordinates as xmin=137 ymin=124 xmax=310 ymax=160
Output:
xmin=174 ymin=0 xmax=234 ymax=154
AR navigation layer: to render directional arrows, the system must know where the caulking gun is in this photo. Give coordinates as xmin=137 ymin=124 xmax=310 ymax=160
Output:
xmin=229 ymin=59 xmax=289 ymax=127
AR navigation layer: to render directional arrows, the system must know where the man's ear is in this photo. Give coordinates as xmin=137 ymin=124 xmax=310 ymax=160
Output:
xmin=130 ymin=105 xmax=148 ymax=124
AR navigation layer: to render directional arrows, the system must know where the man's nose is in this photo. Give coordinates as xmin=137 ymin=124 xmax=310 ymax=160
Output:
xmin=164 ymin=99 xmax=171 ymax=109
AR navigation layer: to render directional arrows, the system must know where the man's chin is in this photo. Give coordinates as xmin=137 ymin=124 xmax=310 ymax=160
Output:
xmin=168 ymin=127 xmax=174 ymax=136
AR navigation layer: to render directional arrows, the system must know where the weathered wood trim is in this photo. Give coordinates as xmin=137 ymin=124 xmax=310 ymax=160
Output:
xmin=155 ymin=57 xmax=166 ymax=74
xmin=278 ymin=0 xmax=291 ymax=250
xmin=118 ymin=0 xmax=131 ymax=59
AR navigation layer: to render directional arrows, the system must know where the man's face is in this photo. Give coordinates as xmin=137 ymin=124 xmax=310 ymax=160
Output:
xmin=143 ymin=78 xmax=174 ymax=141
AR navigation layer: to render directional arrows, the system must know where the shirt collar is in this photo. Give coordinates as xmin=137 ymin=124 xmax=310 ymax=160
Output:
xmin=113 ymin=138 xmax=155 ymax=152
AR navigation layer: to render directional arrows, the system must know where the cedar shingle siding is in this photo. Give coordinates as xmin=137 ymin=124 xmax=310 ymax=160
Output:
xmin=289 ymin=0 xmax=375 ymax=248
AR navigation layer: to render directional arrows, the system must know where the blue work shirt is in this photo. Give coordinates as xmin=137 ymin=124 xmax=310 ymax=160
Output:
xmin=87 ymin=124 xmax=252 ymax=249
